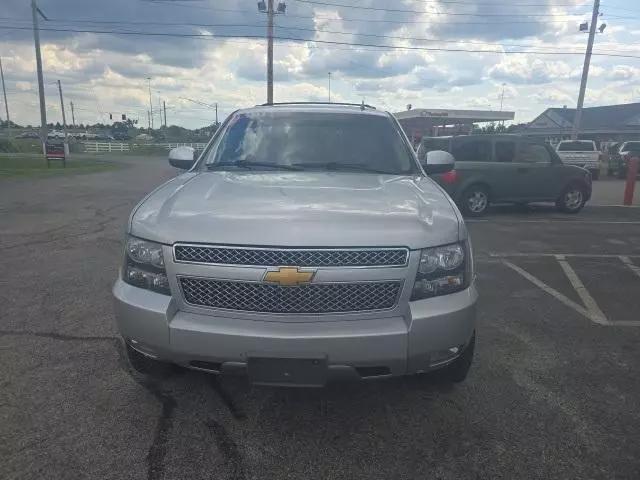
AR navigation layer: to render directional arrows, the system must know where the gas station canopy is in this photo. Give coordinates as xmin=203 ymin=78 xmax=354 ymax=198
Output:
xmin=394 ymin=108 xmax=515 ymax=138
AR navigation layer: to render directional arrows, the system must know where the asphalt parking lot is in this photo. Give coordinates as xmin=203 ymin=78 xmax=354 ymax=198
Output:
xmin=2 ymin=155 xmax=640 ymax=480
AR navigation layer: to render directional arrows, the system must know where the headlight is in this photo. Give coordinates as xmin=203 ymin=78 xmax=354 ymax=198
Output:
xmin=411 ymin=242 xmax=469 ymax=300
xmin=122 ymin=236 xmax=170 ymax=295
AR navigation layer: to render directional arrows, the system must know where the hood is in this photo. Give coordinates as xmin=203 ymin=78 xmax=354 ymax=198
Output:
xmin=130 ymin=172 xmax=461 ymax=249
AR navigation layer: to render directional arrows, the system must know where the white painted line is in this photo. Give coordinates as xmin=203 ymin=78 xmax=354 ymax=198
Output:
xmin=490 ymin=252 xmax=640 ymax=258
xmin=555 ymin=255 xmax=609 ymax=325
xmin=589 ymin=204 xmax=640 ymax=208
xmin=619 ymin=256 xmax=640 ymax=280
xmin=502 ymin=260 xmax=592 ymax=321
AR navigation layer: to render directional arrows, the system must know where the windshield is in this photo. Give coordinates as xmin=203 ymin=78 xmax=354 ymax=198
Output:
xmin=203 ymin=111 xmax=418 ymax=175
xmin=557 ymin=141 xmax=595 ymax=152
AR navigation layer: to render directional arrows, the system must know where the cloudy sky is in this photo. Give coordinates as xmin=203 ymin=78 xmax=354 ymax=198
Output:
xmin=1 ymin=0 xmax=640 ymax=128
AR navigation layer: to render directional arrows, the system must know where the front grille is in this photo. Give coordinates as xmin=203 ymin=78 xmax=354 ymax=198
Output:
xmin=179 ymin=277 xmax=402 ymax=313
xmin=174 ymin=245 xmax=408 ymax=267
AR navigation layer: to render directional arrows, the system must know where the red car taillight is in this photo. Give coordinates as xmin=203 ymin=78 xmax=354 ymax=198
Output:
xmin=440 ymin=170 xmax=458 ymax=184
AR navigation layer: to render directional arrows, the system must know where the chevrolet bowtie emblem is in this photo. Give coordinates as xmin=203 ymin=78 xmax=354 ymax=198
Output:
xmin=263 ymin=267 xmax=315 ymax=286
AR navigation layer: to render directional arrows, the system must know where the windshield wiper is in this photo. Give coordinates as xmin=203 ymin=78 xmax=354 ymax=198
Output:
xmin=206 ymin=160 xmax=303 ymax=171
xmin=291 ymin=161 xmax=394 ymax=174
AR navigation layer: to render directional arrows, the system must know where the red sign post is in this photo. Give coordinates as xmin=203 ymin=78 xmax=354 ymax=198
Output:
xmin=623 ymin=157 xmax=639 ymax=206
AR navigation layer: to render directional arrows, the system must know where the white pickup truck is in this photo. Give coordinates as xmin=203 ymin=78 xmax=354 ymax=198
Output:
xmin=555 ymin=140 xmax=601 ymax=180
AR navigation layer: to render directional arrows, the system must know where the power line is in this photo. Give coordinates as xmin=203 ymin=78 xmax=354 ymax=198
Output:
xmin=275 ymin=24 xmax=579 ymax=52
xmin=1 ymin=24 xmax=638 ymax=59
xmin=0 ymin=11 xmax=634 ymax=28
xmin=289 ymin=0 xmax=594 ymax=16
xmin=0 ymin=16 xmax=610 ymax=52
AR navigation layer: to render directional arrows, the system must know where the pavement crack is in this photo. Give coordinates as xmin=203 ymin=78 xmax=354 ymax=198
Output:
xmin=206 ymin=420 xmax=246 ymax=480
xmin=0 ymin=329 xmax=117 ymax=342
xmin=0 ymin=213 xmax=121 ymax=251
xmin=210 ymin=377 xmax=247 ymax=420
xmin=112 ymin=340 xmax=178 ymax=480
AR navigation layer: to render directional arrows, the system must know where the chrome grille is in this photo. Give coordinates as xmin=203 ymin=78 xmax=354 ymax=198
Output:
xmin=174 ymin=245 xmax=408 ymax=267
xmin=179 ymin=277 xmax=402 ymax=313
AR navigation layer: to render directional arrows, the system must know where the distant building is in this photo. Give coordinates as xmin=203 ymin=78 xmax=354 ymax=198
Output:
xmin=394 ymin=108 xmax=515 ymax=144
xmin=523 ymin=103 xmax=640 ymax=145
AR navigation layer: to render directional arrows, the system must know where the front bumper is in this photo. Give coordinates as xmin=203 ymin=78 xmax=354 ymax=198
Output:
xmin=113 ymin=278 xmax=477 ymax=383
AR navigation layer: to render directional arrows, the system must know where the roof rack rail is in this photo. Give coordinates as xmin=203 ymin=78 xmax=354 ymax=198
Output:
xmin=258 ymin=101 xmax=376 ymax=110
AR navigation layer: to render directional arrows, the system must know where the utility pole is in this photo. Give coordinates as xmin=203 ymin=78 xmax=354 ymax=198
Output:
xmin=215 ymin=102 xmax=218 ymax=125
xmin=147 ymin=110 xmax=151 ymax=131
xmin=499 ymin=82 xmax=506 ymax=127
xmin=31 ymin=0 xmax=48 ymax=154
xmin=57 ymin=79 xmax=68 ymax=155
xmin=163 ymin=100 xmax=167 ymax=128
xmin=572 ymin=0 xmax=600 ymax=140
xmin=328 ymin=72 xmax=331 ymax=102
xmin=70 ymin=101 xmax=76 ymax=128
xmin=0 ymin=57 xmax=10 ymax=138
xmin=147 ymin=77 xmax=153 ymax=130
xmin=258 ymin=1 xmax=285 ymax=104
xmin=267 ymin=0 xmax=274 ymax=104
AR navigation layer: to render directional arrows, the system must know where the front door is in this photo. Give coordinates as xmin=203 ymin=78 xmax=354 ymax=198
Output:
xmin=491 ymin=139 xmax=523 ymax=201
xmin=513 ymin=142 xmax=562 ymax=200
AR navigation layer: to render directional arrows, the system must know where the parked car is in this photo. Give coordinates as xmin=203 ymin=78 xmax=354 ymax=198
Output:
xmin=15 ymin=131 xmax=40 ymax=139
xmin=416 ymin=134 xmax=592 ymax=216
xmin=47 ymin=130 xmax=65 ymax=139
xmin=611 ymin=141 xmax=640 ymax=178
xmin=114 ymin=103 xmax=477 ymax=386
xmin=555 ymin=140 xmax=601 ymax=179
xmin=112 ymin=132 xmax=131 ymax=141
xmin=603 ymin=142 xmax=621 ymax=176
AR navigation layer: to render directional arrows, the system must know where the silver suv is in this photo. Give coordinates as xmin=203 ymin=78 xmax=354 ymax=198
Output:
xmin=113 ymin=103 xmax=477 ymax=386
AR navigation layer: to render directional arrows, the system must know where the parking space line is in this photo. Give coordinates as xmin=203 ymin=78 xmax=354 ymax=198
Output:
xmin=502 ymin=260 xmax=592 ymax=322
xmin=491 ymin=253 xmax=640 ymax=258
xmin=619 ymin=256 xmax=640 ymax=280
xmin=554 ymin=255 xmax=609 ymax=325
xmin=469 ymin=219 xmax=640 ymax=224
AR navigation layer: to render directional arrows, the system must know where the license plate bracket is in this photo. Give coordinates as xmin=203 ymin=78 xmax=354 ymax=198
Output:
xmin=248 ymin=356 xmax=328 ymax=387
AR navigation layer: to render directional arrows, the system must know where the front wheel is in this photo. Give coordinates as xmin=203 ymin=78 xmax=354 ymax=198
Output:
xmin=556 ymin=184 xmax=586 ymax=214
xmin=459 ymin=185 xmax=490 ymax=217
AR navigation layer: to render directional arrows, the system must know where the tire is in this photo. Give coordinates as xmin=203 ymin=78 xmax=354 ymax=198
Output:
xmin=556 ymin=183 xmax=587 ymax=214
xmin=440 ymin=333 xmax=475 ymax=383
xmin=459 ymin=185 xmax=490 ymax=217
xmin=590 ymin=169 xmax=600 ymax=181
xmin=126 ymin=342 xmax=176 ymax=378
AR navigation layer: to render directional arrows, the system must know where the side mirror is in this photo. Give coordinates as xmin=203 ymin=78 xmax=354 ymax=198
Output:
xmin=423 ymin=150 xmax=455 ymax=174
xmin=168 ymin=146 xmax=195 ymax=169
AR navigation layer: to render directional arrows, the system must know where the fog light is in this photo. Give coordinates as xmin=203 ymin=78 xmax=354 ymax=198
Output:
xmin=430 ymin=345 xmax=463 ymax=366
